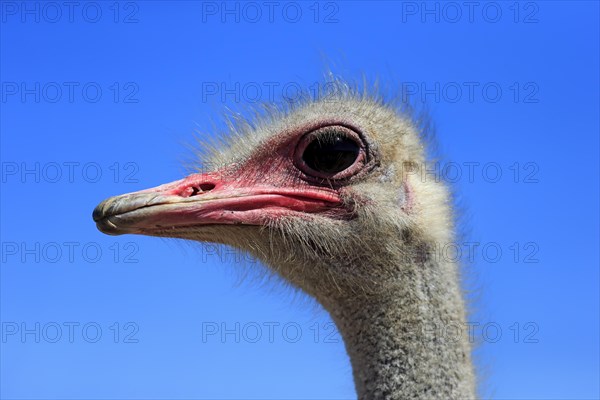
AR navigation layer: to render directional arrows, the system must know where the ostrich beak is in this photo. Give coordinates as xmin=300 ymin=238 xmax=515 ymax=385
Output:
xmin=93 ymin=172 xmax=344 ymax=236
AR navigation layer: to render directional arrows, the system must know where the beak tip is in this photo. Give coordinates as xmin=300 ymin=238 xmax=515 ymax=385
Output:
xmin=92 ymin=206 xmax=104 ymax=223
xmin=93 ymin=198 xmax=126 ymax=235
xmin=92 ymin=196 xmax=114 ymax=222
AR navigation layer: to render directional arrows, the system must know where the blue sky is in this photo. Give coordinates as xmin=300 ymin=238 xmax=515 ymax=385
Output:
xmin=1 ymin=1 xmax=599 ymax=399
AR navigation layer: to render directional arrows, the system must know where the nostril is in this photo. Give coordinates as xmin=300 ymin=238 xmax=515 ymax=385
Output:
xmin=199 ymin=183 xmax=215 ymax=192
xmin=188 ymin=182 xmax=216 ymax=197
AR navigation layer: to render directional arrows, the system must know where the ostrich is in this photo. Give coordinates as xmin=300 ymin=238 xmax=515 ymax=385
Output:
xmin=93 ymin=84 xmax=476 ymax=399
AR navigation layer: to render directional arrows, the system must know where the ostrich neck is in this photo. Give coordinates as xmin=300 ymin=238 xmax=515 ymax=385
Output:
xmin=322 ymin=257 xmax=476 ymax=399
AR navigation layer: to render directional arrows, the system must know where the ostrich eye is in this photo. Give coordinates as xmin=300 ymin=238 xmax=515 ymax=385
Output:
xmin=302 ymin=134 xmax=360 ymax=174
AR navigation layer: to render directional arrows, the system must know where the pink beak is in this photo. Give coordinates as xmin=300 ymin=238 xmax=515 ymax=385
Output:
xmin=93 ymin=171 xmax=345 ymax=236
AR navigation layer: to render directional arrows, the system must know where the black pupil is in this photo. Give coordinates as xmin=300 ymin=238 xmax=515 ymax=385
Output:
xmin=302 ymin=134 xmax=360 ymax=174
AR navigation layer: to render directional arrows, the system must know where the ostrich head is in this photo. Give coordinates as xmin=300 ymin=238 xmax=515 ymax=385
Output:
xmin=93 ymin=86 xmax=474 ymax=398
xmin=93 ymin=91 xmax=447 ymax=303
